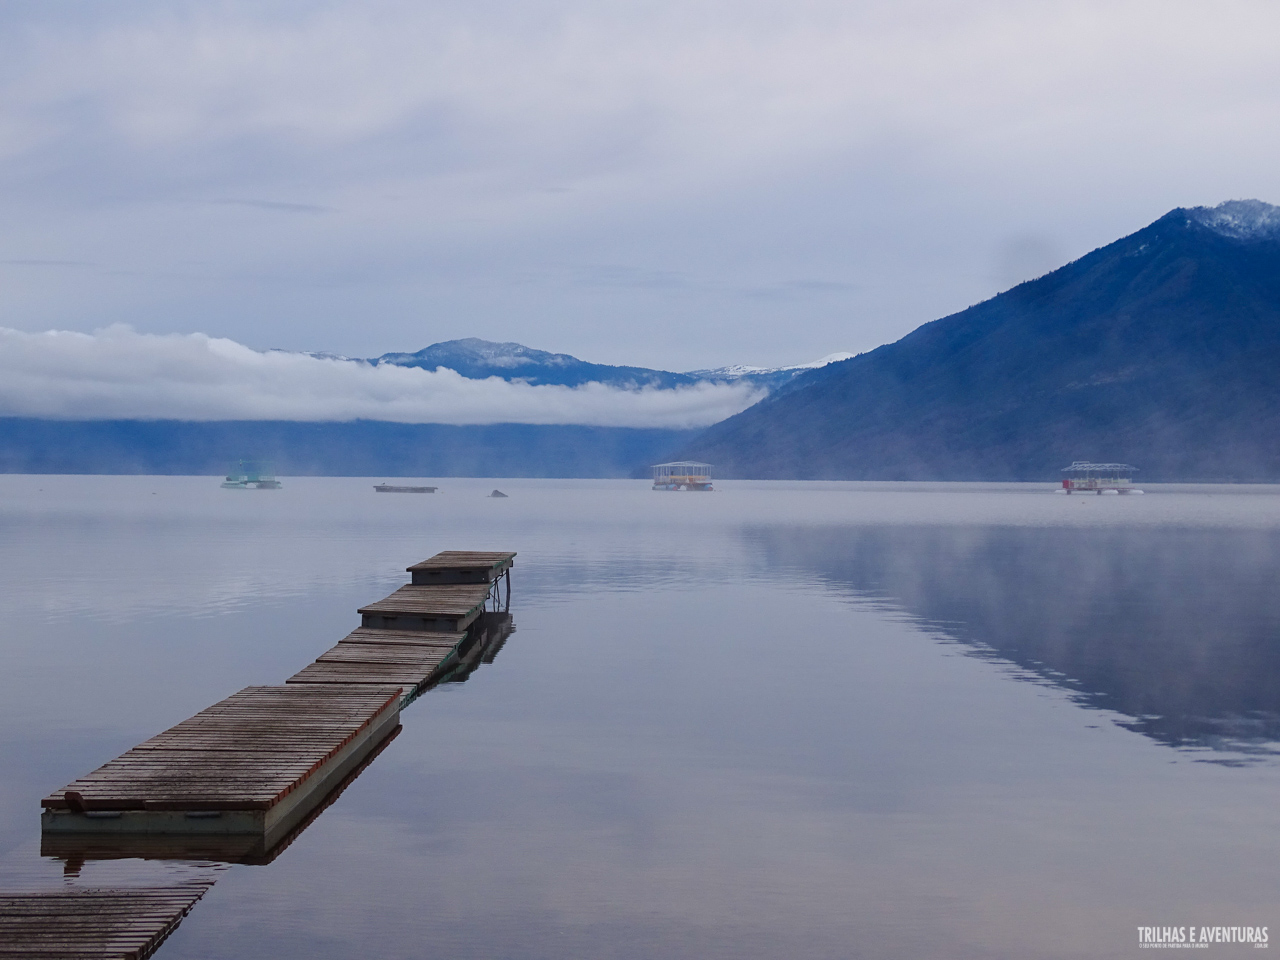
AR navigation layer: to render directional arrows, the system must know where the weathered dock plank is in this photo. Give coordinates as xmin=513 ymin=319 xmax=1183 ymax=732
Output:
xmin=289 ymin=642 xmax=465 ymax=696
xmin=0 ymin=882 xmax=212 ymax=959
xmin=317 ymin=643 xmax=456 ymax=663
xmin=284 ymin=626 xmax=469 ymax=696
xmin=42 ymin=685 xmax=400 ymax=847
xmin=408 ymin=550 xmax=515 ymax=585
xmin=358 ymin=583 xmax=491 ymax=632
xmin=288 ymin=659 xmax=450 ymax=688
xmin=330 ymin=627 xmax=466 ymax=648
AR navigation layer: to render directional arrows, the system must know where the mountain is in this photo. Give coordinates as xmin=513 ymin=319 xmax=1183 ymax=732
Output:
xmin=0 ymin=419 xmax=697 ymax=478
xmin=680 ymin=200 xmax=1280 ymax=481
xmin=685 ymin=352 xmax=857 ymax=389
xmin=0 ymin=337 xmax=851 ymax=478
xmin=373 ymin=338 xmax=698 ymax=389
xmin=373 ymin=337 xmax=850 ymax=391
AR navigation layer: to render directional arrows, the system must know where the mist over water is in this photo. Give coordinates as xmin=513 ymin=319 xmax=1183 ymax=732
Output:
xmin=0 ymin=477 xmax=1277 ymax=958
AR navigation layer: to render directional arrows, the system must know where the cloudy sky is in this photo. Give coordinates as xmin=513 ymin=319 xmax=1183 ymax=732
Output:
xmin=1 ymin=0 xmax=1279 ymax=377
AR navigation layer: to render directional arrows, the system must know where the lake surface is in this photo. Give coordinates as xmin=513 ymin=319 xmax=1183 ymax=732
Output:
xmin=1 ymin=476 xmax=1278 ymax=958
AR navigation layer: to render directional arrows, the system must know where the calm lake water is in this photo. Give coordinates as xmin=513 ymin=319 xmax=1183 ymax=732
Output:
xmin=1 ymin=476 xmax=1278 ymax=958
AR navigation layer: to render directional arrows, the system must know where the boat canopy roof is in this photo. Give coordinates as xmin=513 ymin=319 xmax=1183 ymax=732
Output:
xmin=652 ymin=460 xmax=711 ymax=475
xmin=1061 ymin=461 xmax=1137 ymax=474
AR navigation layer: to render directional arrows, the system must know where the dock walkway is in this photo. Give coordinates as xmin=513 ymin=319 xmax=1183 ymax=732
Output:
xmin=287 ymin=627 xmax=465 ymax=696
xmin=0 ymin=882 xmax=212 ymax=959
xmin=289 ymin=551 xmax=516 ymax=692
xmin=28 ymin=549 xmax=516 ymax=955
xmin=358 ymin=583 xmax=492 ymax=632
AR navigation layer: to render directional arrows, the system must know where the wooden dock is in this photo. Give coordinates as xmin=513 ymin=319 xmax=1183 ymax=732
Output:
xmin=292 ymin=552 xmax=515 ymax=693
xmin=42 ymin=685 xmax=402 ymax=849
xmin=42 ymin=725 xmax=402 ymax=869
xmin=358 ymin=583 xmax=492 ymax=632
xmin=0 ymin=882 xmax=212 ymax=959
xmin=286 ymin=627 xmax=466 ymax=699
xmin=408 ymin=550 xmax=515 ymax=585
xmin=40 ymin=551 xmax=516 ymax=844
xmin=25 ymin=549 xmax=516 ymax=957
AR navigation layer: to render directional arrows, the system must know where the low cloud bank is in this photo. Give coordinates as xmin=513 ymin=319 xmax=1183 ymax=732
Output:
xmin=0 ymin=326 xmax=764 ymax=428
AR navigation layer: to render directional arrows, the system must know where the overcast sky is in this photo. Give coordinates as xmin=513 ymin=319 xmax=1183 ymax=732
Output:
xmin=1 ymin=0 xmax=1279 ymax=372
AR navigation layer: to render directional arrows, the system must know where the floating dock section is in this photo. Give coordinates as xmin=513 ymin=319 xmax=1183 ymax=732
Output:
xmin=42 ymin=723 xmax=402 ymax=868
xmin=0 ymin=882 xmax=212 ymax=959
xmin=358 ymin=584 xmax=491 ymax=633
xmin=408 ymin=551 xmax=515 ymax=585
xmin=42 ymin=685 xmax=402 ymax=848
xmin=287 ymin=628 xmax=465 ymax=696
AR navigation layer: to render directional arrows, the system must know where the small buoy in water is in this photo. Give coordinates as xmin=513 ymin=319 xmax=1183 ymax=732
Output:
xmin=489 ymin=489 xmax=508 ymax=498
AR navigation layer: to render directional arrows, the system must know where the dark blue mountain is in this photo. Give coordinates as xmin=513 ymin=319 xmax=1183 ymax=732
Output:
xmin=680 ymin=200 xmax=1280 ymax=480
xmin=0 ymin=419 xmax=696 ymax=478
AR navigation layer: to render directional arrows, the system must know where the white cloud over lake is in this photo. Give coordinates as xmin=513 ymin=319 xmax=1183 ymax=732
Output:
xmin=0 ymin=326 xmax=762 ymax=428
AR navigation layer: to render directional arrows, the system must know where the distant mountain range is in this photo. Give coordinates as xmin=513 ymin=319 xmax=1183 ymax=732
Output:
xmin=6 ymin=200 xmax=1280 ymax=480
xmin=0 ymin=341 xmax=849 ymax=477
xmin=0 ymin=419 xmax=696 ymax=478
xmin=371 ymin=338 xmax=852 ymax=392
xmin=681 ymin=199 xmax=1280 ymax=481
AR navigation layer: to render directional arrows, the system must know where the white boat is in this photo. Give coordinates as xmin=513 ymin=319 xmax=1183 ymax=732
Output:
xmin=1060 ymin=461 xmax=1141 ymax=494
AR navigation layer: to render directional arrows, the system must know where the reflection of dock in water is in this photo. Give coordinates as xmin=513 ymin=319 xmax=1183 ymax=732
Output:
xmin=433 ymin=611 xmax=516 ymax=687
xmin=18 ymin=550 xmax=516 ymax=956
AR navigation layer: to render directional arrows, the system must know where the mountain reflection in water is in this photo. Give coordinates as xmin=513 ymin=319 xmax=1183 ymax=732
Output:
xmin=751 ymin=524 xmax=1280 ymax=759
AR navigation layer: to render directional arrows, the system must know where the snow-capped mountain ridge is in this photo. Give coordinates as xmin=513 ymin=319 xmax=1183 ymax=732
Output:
xmin=1185 ymin=199 xmax=1280 ymax=241
xmin=372 ymin=339 xmax=852 ymax=392
xmin=377 ymin=338 xmax=579 ymax=371
xmin=686 ymin=352 xmax=856 ymax=379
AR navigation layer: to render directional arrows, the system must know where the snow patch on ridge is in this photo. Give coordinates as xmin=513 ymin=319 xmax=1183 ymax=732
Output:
xmin=687 ymin=352 xmax=855 ymax=379
xmin=1186 ymin=199 xmax=1280 ymax=241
